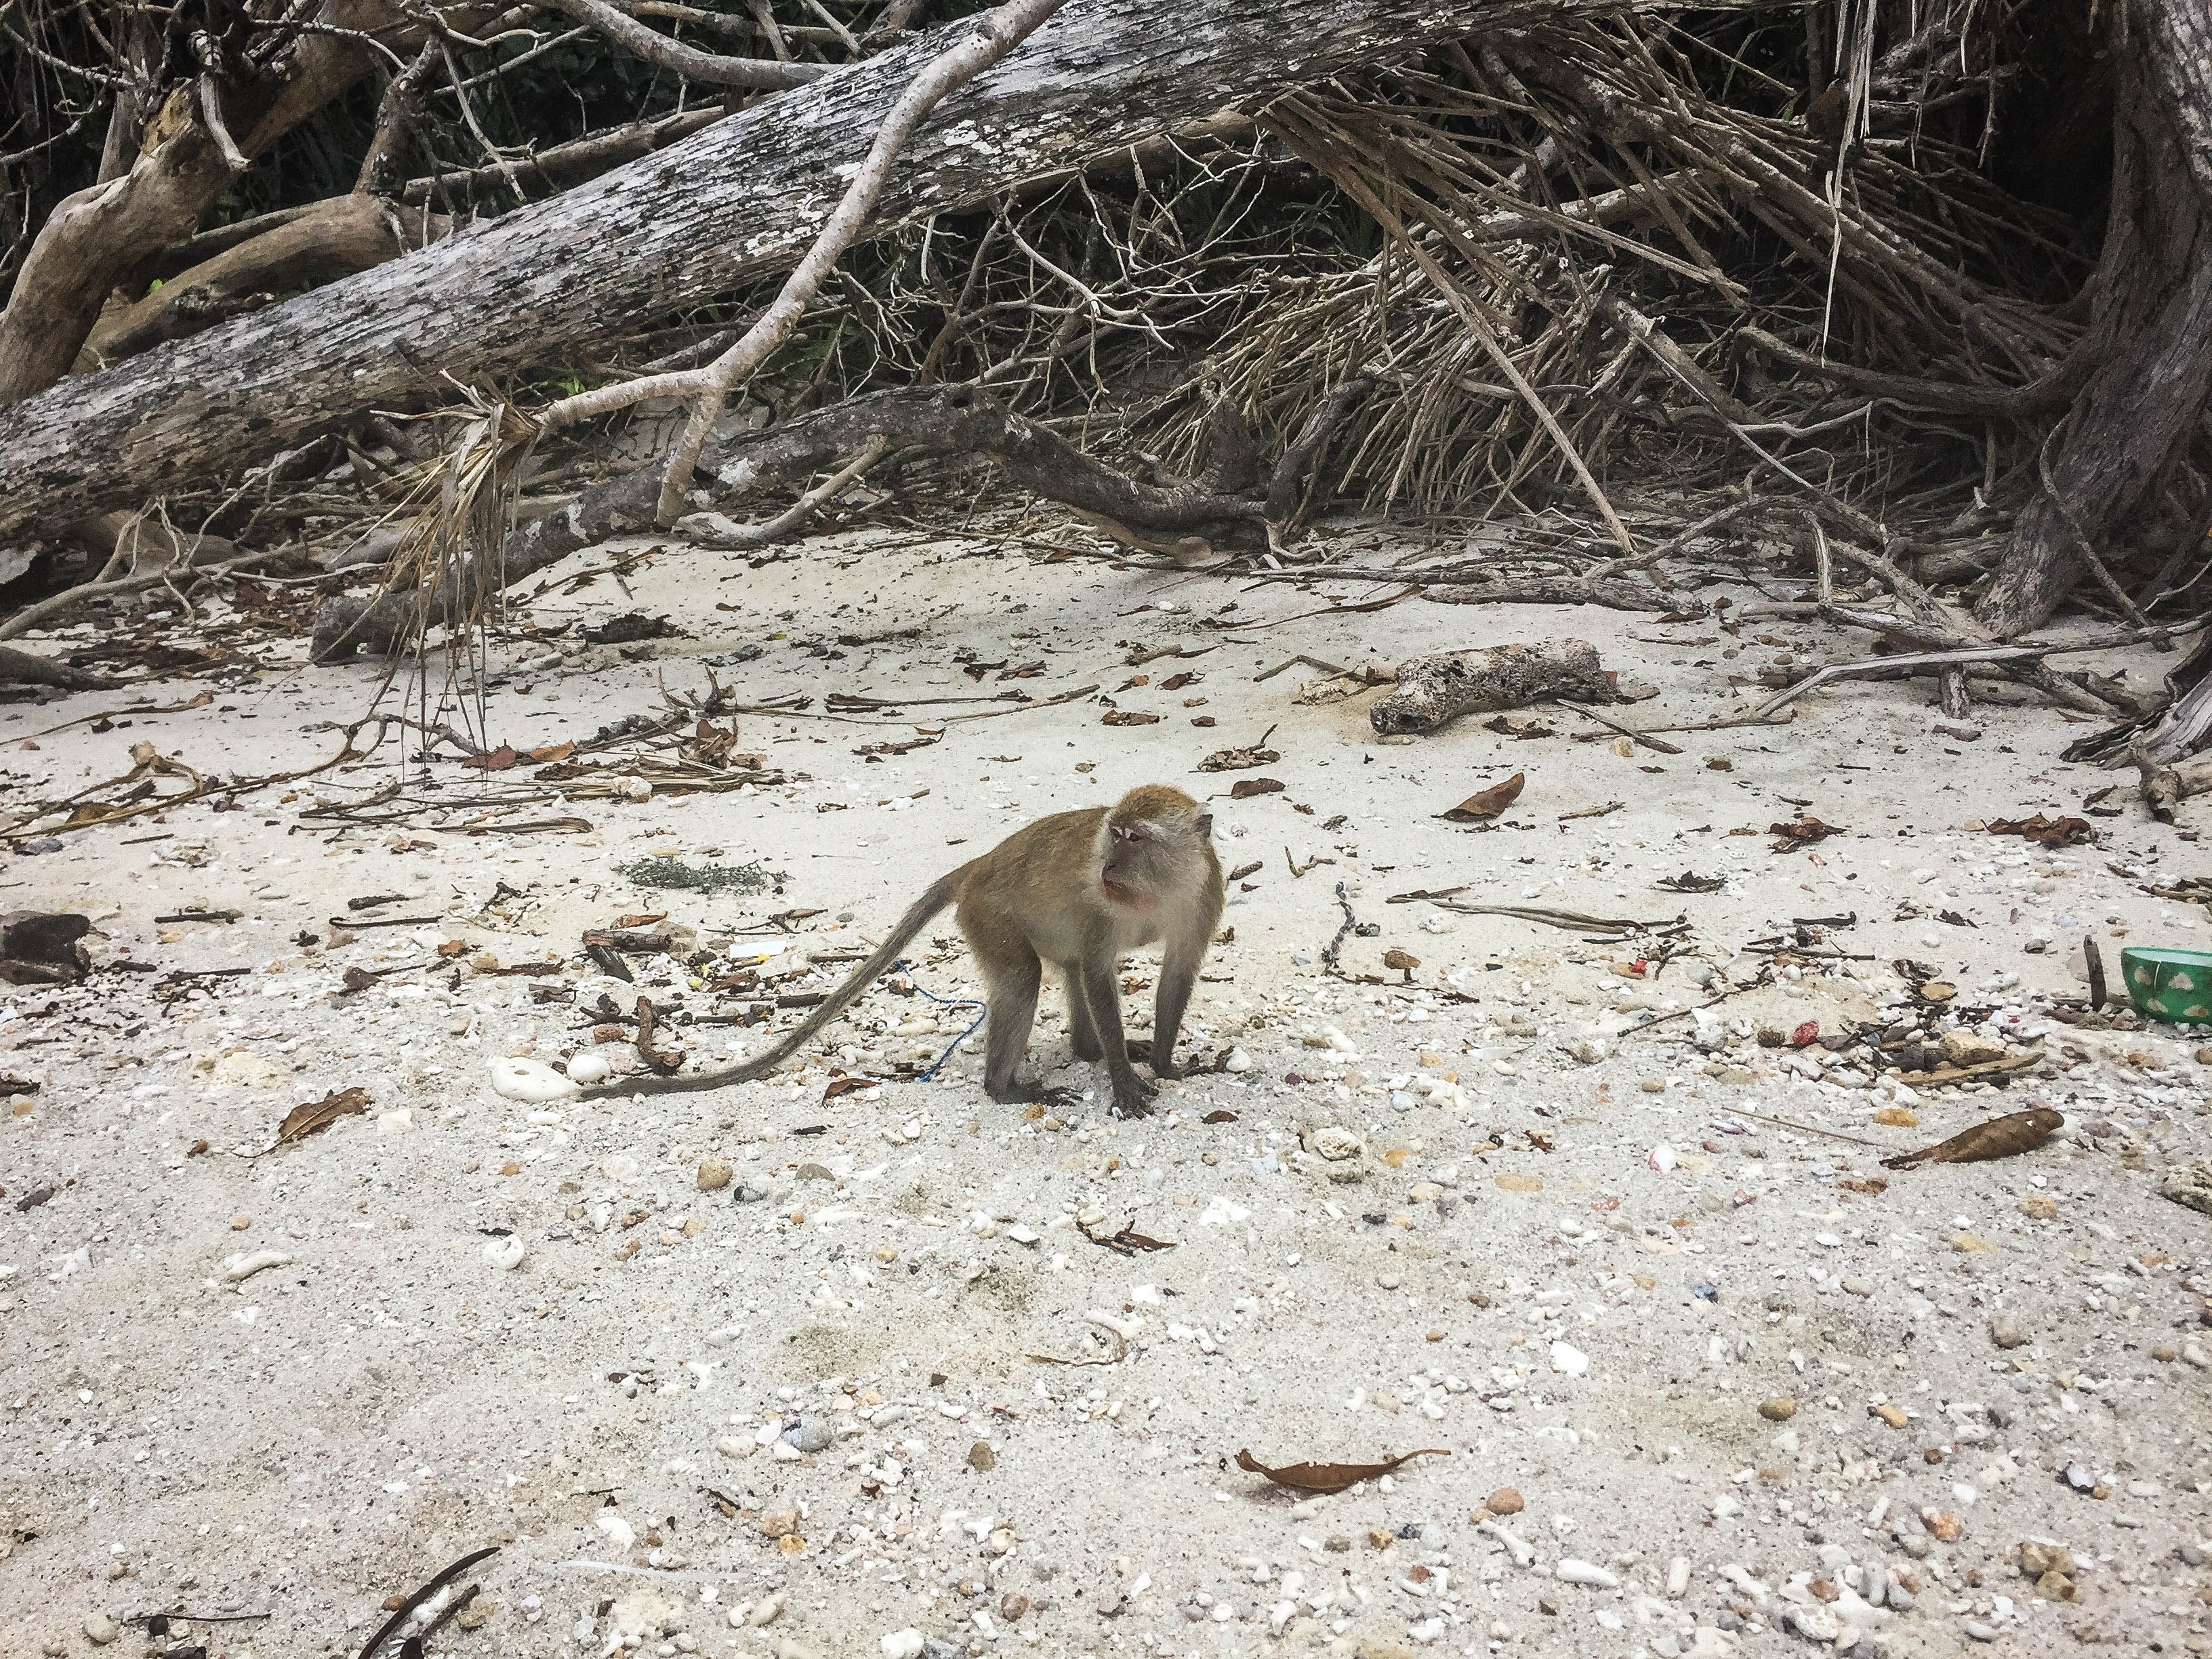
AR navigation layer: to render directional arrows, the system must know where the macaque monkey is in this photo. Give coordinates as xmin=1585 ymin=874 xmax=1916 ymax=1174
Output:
xmin=580 ymin=783 xmax=1224 ymax=1117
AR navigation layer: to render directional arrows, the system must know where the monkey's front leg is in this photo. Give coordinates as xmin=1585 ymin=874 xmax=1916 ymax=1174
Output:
xmin=1078 ymin=948 xmax=1155 ymax=1118
xmin=1146 ymin=941 xmax=1204 ymax=1080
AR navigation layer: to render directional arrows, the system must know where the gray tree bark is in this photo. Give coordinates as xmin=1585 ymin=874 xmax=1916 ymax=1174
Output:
xmin=1975 ymin=0 xmax=2212 ymax=637
xmin=0 ymin=0 xmax=1616 ymax=542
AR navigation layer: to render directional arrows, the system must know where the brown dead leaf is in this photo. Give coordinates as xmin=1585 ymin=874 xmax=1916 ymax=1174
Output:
xmin=1202 ymin=1109 xmax=1239 ymax=1124
xmin=1160 ymin=672 xmax=1198 ymax=691
xmin=527 ymin=739 xmax=577 ymax=764
xmin=1235 ymin=1447 xmax=1448 ymax=1494
xmin=1986 ymin=814 xmax=2093 ymax=847
xmin=1769 ymin=815 xmax=1840 ymax=851
xmin=1229 ymin=777 xmax=1285 ymax=799
xmin=1441 ymin=773 xmax=1525 ymax=822
xmin=1882 ymin=1107 xmax=2064 ymax=1170
xmin=615 ymin=912 xmax=668 ymax=928
xmin=436 ymin=939 xmax=470 ymax=958
xmin=1097 ymin=1227 xmax=1176 ymax=1254
xmin=462 ymin=745 xmax=519 ymax=772
xmin=823 ymin=1075 xmax=880 ymax=1103
xmin=1102 ymin=711 xmax=1161 ymax=726
xmin=273 ymin=1086 xmax=369 ymax=1147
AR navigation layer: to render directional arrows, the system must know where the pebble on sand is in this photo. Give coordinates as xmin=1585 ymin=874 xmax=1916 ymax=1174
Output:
xmin=1758 ymin=1397 xmax=1797 ymax=1420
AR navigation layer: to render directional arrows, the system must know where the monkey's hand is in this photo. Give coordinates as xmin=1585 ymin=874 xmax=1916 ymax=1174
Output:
xmin=1107 ymin=1071 xmax=1158 ymax=1119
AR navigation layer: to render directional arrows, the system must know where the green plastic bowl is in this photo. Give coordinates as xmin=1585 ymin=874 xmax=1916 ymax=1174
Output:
xmin=2121 ymin=945 xmax=2212 ymax=1023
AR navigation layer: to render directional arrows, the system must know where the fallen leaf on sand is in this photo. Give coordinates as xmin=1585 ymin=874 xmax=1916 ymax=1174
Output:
xmin=527 ymin=739 xmax=577 ymax=764
xmin=1230 ymin=777 xmax=1285 ymax=798
xmin=1102 ymin=711 xmax=1160 ymax=726
xmin=1986 ymin=813 xmax=2092 ymax=847
xmin=823 ymin=1075 xmax=880 ymax=1103
xmin=274 ymin=1086 xmax=369 ymax=1146
xmin=462 ymin=745 xmax=519 ymax=772
xmin=1202 ymin=1109 xmax=1239 ymax=1124
xmin=1441 ymin=773 xmax=1525 ymax=823
xmin=1768 ymin=815 xmax=1840 ymax=851
xmin=1882 ymin=1107 xmax=2064 ymax=1170
xmin=1235 ymin=1447 xmax=1448 ymax=1494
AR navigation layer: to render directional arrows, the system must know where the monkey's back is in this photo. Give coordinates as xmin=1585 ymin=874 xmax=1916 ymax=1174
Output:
xmin=954 ymin=805 xmax=1114 ymax=964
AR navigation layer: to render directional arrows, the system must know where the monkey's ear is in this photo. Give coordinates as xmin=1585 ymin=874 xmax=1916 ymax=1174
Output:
xmin=1193 ymin=813 xmax=1214 ymax=839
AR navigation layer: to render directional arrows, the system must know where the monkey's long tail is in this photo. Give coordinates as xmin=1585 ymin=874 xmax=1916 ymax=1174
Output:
xmin=578 ymin=867 xmax=969 ymax=1099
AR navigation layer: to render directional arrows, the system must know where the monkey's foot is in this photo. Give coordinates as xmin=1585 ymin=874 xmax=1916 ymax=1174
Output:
xmin=1124 ymin=1038 xmax=1180 ymax=1080
xmin=1107 ymin=1076 xmax=1158 ymax=1119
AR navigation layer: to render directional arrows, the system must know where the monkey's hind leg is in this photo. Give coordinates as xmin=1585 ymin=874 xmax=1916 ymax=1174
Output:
xmin=977 ymin=938 xmax=1044 ymax=1105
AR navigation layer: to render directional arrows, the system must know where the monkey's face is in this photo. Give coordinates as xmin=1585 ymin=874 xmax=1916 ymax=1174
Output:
xmin=1100 ymin=817 xmax=1178 ymax=909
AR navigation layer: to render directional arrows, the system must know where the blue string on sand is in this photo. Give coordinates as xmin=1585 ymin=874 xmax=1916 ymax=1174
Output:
xmin=895 ymin=960 xmax=987 ymax=1082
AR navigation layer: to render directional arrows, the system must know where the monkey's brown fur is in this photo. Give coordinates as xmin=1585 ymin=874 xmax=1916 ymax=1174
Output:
xmin=579 ymin=783 xmax=1223 ymax=1115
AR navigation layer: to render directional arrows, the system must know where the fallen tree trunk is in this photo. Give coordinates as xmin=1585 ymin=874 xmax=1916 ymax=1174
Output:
xmin=310 ymin=382 xmax=1333 ymax=660
xmin=0 ymin=0 xmax=1636 ymax=543
xmin=1975 ymin=0 xmax=2212 ymax=638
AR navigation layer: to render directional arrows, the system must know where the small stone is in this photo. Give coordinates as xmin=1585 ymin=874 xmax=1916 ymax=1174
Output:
xmin=758 ymin=1509 xmax=800 ymax=1538
xmin=1920 ymin=1509 xmax=1963 ymax=1541
xmin=697 ymin=1158 xmax=732 ymax=1191
xmin=456 ymin=1597 xmax=497 ymax=1630
xmin=1759 ymin=1397 xmax=1797 ymax=1421
xmin=1963 ymin=1619 xmax=1999 ymax=1641
xmin=998 ymin=1591 xmax=1030 ymax=1622
xmin=881 ymin=1631 xmax=926 ymax=1659
xmin=1938 ymin=1030 xmax=2007 ymax=1066
xmin=783 ymin=1416 xmax=833 ymax=1454
xmin=2160 ymin=1158 xmax=2212 ymax=1216
xmin=83 ymin=1612 xmax=120 ymax=1645
xmin=1989 ymin=1313 xmax=2028 ymax=1350
xmin=1872 ymin=1106 xmax=1919 ymax=1128
xmin=2019 ymin=1194 xmax=2057 ymax=1221
xmin=968 ymin=1440 xmax=996 ymax=1471
xmin=796 ymin=1162 xmax=834 ymax=1182
xmin=1486 ymin=1487 xmax=1525 ymax=1515
xmin=1313 ymin=1127 xmax=1364 ymax=1161
xmin=1872 ymin=1403 xmax=1908 ymax=1429
xmin=1641 ymin=1078 xmax=1666 ymax=1093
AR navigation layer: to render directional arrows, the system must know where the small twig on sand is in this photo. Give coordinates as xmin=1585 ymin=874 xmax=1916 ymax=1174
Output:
xmin=1555 ymin=699 xmax=1683 ymax=755
xmin=1753 ymin=617 xmax=2198 ymax=720
xmin=1256 ymin=654 xmax=1352 ymax=682
xmin=940 ymin=682 xmax=1101 ymax=725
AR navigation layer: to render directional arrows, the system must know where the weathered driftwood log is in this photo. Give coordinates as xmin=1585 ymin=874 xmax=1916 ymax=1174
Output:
xmin=0 ymin=0 xmax=1618 ymax=542
xmin=0 ymin=644 xmax=118 ymax=690
xmin=310 ymin=382 xmax=1346 ymax=660
xmin=1370 ymin=638 xmax=1622 ymax=735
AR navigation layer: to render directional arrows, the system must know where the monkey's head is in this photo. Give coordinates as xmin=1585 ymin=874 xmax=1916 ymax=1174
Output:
xmin=1099 ymin=784 xmax=1212 ymax=909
